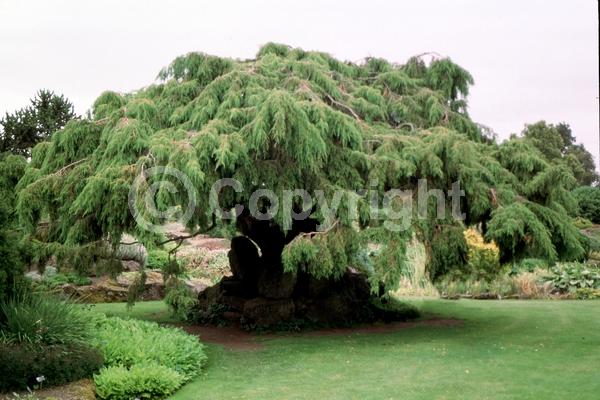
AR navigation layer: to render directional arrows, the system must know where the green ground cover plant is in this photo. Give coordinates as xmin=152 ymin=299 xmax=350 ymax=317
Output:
xmin=90 ymin=316 xmax=207 ymax=399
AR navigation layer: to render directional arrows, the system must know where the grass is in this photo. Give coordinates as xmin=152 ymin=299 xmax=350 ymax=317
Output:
xmin=90 ymin=300 xmax=600 ymax=400
xmin=84 ymin=301 xmax=176 ymax=323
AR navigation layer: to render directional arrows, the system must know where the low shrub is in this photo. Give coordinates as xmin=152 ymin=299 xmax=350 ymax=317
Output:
xmin=545 ymin=262 xmax=600 ymax=293
xmin=0 ymin=291 xmax=91 ymax=345
xmin=0 ymin=342 xmax=103 ymax=392
xmin=91 ymin=315 xmax=206 ymax=379
xmin=91 ymin=316 xmax=206 ymax=399
xmin=146 ymin=249 xmax=170 ymax=270
xmin=94 ymin=364 xmax=183 ymax=400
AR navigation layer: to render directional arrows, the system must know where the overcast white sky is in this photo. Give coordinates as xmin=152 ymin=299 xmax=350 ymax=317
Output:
xmin=1 ymin=0 xmax=598 ymax=168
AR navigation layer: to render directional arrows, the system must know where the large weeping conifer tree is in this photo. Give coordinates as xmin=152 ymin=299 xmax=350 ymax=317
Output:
xmin=16 ymin=43 xmax=586 ymax=326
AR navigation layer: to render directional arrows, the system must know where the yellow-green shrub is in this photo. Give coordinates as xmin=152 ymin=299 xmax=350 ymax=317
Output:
xmin=464 ymin=228 xmax=501 ymax=280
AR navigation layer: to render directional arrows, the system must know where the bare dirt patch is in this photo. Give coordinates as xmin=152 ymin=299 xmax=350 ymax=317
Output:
xmin=179 ymin=318 xmax=463 ymax=351
xmin=180 ymin=324 xmax=266 ymax=351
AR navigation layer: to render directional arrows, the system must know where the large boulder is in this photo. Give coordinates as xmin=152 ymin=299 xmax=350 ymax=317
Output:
xmin=62 ymin=280 xmax=129 ymax=303
xmin=62 ymin=271 xmax=165 ymax=303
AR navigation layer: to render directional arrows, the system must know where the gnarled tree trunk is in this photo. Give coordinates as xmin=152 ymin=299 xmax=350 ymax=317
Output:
xmin=194 ymin=212 xmax=405 ymax=328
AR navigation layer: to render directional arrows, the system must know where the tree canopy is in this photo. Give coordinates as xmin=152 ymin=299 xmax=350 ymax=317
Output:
xmin=573 ymin=186 xmax=600 ymax=224
xmin=0 ymin=153 xmax=27 ymax=298
xmin=520 ymin=121 xmax=598 ymax=186
xmin=0 ymin=90 xmax=76 ymax=157
xmin=15 ymin=44 xmax=588 ymax=297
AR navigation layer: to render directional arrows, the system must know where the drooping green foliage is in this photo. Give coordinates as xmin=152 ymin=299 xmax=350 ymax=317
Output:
xmin=15 ymin=44 xmax=587 ymax=289
xmin=0 ymin=90 xmax=76 ymax=156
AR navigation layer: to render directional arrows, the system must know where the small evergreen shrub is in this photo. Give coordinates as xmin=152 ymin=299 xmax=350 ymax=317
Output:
xmin=0 ymin=342 xmax=103 ymax=391
xmin=94 ymin=364 xmax=183 ymax=400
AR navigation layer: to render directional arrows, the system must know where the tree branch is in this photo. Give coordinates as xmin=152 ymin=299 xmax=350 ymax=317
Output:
xmin=298 ymin=219 xmax=339 ymax=239
xmin=324 ymin=94 xmax=361 ymax=121
xmin=53 ymin=158 xmax=88 ymax=176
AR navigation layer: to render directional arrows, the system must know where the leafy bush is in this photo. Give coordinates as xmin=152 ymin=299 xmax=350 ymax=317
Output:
xmin=164 ymin=279 xmax=198 ymax=321
xmin=146 ymin=249 xmax=170 ymax=270
xmin=0 ymin=291 xmax=91 ymax=345
xmin=94 ymin=364 xmax=183 ymax=400
xmin=463 ymin=228 xmax=501 ymax=279
xmin=545 ymin=262 xmax=600 ymax=293
xmin=91 ymin=316 xmax=206 ymax=399
xmin=0 ymin=342 xmax=103 ymax=391
xmin=92 ymin=316 xmax=207 ymax=380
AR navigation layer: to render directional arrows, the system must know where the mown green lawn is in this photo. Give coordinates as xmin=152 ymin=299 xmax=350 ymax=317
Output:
xmin=93 ymin=300 xmax=600 ymax=400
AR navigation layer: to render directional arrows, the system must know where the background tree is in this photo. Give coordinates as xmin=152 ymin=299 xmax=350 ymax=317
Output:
xmin=0 ymin=90 xmax=76 ymax=156
xmin=564 ymin=144 xmax=598 ymax=186
xmin=14 ymin=44 xmax=588 ymax=326
xmin=573 ymin=186 xmax=600 ymax=224
xmin=521 ymin=121 xmax=598 ymax=186
xmin=0 ymin=153 xmax=27 ymax=300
